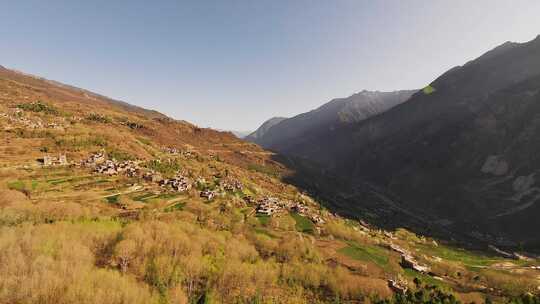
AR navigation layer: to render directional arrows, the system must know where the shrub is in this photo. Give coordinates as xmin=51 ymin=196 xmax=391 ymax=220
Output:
xmin=54 ymin=134 xmax=108 ymax=149
xmin=247 ymin=164 xmax=280 ymax=177
xmin=375 ymin=283 xmax=459 ymax=304
xmin=290 ymin=212 xmax=315 ymax=233
xmin=107 ymin=148 xmax=134 ymax=161
xmin=17 ymin=101 xmax=59 ymax=115
xmin=86 ymin=113 xmax=112 ymax=123
xmin=0 ymin=222 xmax=156 ymax=304
xmin=145 ymin=159 xmax=182 ymax=177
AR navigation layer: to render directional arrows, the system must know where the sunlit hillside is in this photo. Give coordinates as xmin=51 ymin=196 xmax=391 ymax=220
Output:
xmin=0 ymin=66 xmax=539 ymax=304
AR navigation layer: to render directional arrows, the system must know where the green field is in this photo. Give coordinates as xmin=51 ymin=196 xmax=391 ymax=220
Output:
xmin=338 ymin=241 xmax=389 ymax=269
xmin=154 ymin=193 xmax=182 ymax=200
xmin=254 ymin=227 xmax=277 ymax=238
xmin=403 ymin=269 xmax=448 ymax=288
xmin=105 ymin=194 xmax=120 ymax=204
xmin=417 ymin=244 xmax=503 ymax=267
xmin=164 ymin=202 xmax=186 ymax=212
xmin=290 ymin=212 xmax=314 ymax=233
xmin=256 ymin=214 xmax=271 ymax=225
xmin=133 ymin=192 xmax=156 ymax=202
xmin=47 ymin=175 xmax=94 ymax=185
xmin=7 ymin=180 xmax=26 ymax=191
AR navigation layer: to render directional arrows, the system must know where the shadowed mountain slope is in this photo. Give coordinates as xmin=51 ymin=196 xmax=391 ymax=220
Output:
xmin=275 ymin=35 xmax=540 ymax=248
xmin=245 ymin=116 xmax=287 ymax=142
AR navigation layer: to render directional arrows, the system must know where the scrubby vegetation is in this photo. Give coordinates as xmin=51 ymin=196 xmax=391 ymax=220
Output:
xmin=375 ymin=283 xmax=459 ymax=304
xmin=106 ymin=148 xmax=135 ymax=161
xmin=17 ymin=100 xmax=59 ymax=115
xmin=145 ymin=159 xmax=183 ymax=176
xmin=86 ymin=113 xmax=112 ymax=123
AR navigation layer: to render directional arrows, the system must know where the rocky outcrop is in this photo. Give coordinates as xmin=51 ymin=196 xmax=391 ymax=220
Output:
xmin=481 ymin=155 xmax=509 ymax=176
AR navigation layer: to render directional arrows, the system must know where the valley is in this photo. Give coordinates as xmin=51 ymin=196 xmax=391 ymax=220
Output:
xmin=0 ymin=60 xmax=539 ymax=303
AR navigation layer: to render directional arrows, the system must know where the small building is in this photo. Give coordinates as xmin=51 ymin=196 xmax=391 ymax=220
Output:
xmin=256 ymin=197 xmax=282 ymax=215
xmin=401 ymin=254 xmax=430 ymax=273
xmin=200 ymin=189 xmax=216 ymax=200
xmin=43 ymin=154 xmax=68 ymax=166
xmin=388 ymin=279 xmax=408 ymax=294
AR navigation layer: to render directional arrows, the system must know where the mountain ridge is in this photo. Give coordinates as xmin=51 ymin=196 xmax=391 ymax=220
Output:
xmin=247 ymin=90 xmax=416 ymax=153
xmin=245 ymin=116 xmax=287 ymax=142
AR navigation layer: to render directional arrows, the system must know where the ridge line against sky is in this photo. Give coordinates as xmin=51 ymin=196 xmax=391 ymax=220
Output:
xmin=1 ymin=0 xmax=540 ymax=131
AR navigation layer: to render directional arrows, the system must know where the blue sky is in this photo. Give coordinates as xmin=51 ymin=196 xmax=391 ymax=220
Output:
xmin=1 ymin=1 xmax=540 ymax=131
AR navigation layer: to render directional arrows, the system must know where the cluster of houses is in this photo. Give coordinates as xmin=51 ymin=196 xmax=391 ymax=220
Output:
xmin=81 ymin=152 xmax=142 ymax=177
xmin=81 ymin=152 xmax=211 ymax=197
xmin=255 ymin=196 xmax=326 ymax=225
xmin=389 ymin=243 xmax=431 ymax=273
xmin=80 ymin=152 xmax=106 ymax=167
xmin=162 ymin=146 xmax=180 ymax=154
xmin=142 ymin=170 xmax=164 ymax=183
xmin=194 ymin=179 xmax=243 ymax=201
xmin=219 ymin=179 xmax=243 ymax=192
xmin=77 ymin=153 xmax=325 ymax=226
xmin=256 ymin=197 xmax=282 ymax=215
xmin=161 ymin=146 xmax=197 ymax=158
xmin=159 ymin=175 xmax=192 ymax=192
xmin=43 ymin=154 xmax=68 ymax=166
xmin=94 ymin=160 xmax=141 ymax=177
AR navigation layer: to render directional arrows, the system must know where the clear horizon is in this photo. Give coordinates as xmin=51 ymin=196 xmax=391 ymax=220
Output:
xmin=1 ymin=1 xmax=540 ymax=131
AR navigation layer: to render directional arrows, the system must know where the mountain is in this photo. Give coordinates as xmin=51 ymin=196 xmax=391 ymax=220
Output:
xmin=278 ymin=35 xmax=540 ymax=248
xmin=230 ymin=130 xmax=252 ymax=138
xmin=248 ymin=90 xmax=416 ymax=153
xmin=2 ymin=64 xmax=538 ymax=303
xmin=245 ymin=116 xmax=287 ymax=141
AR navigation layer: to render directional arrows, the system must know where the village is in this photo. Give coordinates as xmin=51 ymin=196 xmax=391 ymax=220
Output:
xmin=255 ymin=196 xmax=326 ymax=225
xmin=9 ymin=144 xmax=540 ymax=302
xmin=39 ymin=151 xmax=331 ymax=228
xmin=30 ymin=149 xmax=540 ymax=298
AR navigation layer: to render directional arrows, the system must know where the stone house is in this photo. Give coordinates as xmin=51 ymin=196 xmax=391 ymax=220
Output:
xmin=43 ymin=154 xmax=68 ymax=166
xmin=200 ymin=189 xmax=216 ymax=200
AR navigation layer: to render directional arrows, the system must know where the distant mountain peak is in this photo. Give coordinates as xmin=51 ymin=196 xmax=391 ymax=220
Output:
xmin=245 ymin=117 xmax=287 ymax=142
xmin=247 ymin=90 xmax=416 ymax=149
